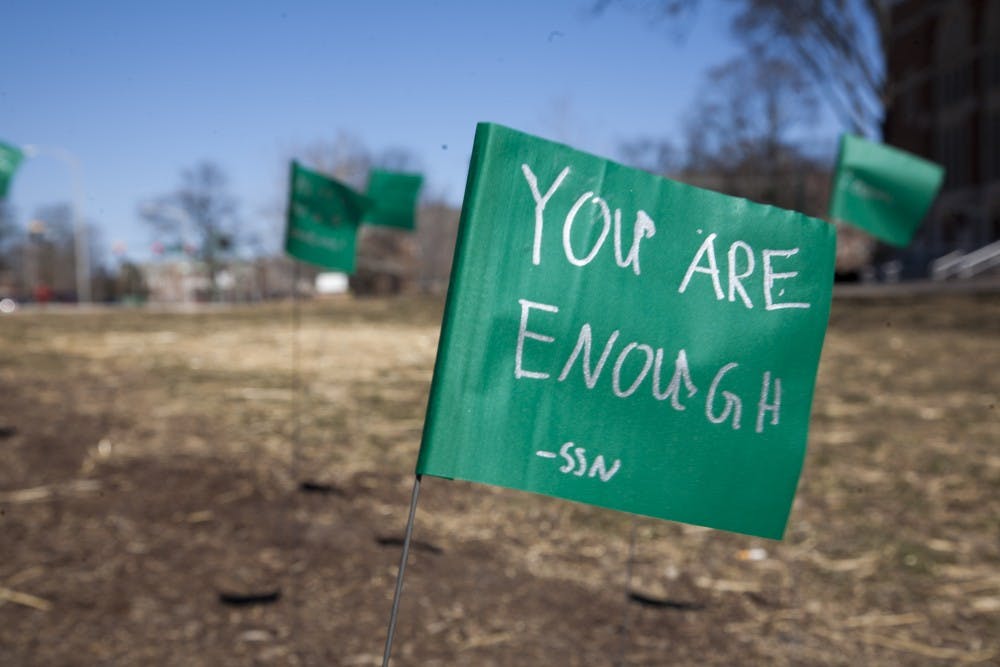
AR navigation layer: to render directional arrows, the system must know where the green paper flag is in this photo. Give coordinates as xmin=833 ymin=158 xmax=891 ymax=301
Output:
xmin=829 ymin=134 xmax=945 ymax=247
xmin=284 ymin=161 xmax=373 ymax=273
xmin=0 ymin=141 xmax=25 ymax=199
xmin=416 ymin=123 xmax=837 ymax=539
xmin=364 ymin=169 xmax=424 ymax=229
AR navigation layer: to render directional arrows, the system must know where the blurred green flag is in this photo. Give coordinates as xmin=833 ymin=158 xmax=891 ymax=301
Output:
xmin=0 ymin=141 xmax=25 ymax=199
xmin=829 ymin=134 xmax=945 ymax=247
xmin=364 ymin=169 xmax=423 ymax=229
xmin=284 ymin=161 xmax=373 ymax=273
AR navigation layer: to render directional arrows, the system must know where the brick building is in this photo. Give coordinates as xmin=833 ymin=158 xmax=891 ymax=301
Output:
xmin=884 ymin=0 xmax=1000 ymax=276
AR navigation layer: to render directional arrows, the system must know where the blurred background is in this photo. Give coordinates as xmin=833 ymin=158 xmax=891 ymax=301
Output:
xmin=3 ymin=0 xmax=996 ymax=306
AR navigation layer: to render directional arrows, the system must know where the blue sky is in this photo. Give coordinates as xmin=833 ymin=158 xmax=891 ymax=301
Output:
xmin=2 ymin=1 xmax=834 ymax=263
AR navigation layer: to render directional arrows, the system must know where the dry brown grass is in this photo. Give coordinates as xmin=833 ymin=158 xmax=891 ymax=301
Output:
xmin=0 ymin=292 xmax=997 ymax=665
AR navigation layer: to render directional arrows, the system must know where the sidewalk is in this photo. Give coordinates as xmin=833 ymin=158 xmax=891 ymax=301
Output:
xmin=834 ymin=276 xmax=1000 ymax=298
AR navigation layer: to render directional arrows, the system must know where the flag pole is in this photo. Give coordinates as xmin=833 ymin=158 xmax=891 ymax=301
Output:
xmin=290 ymin=259 xmax=302 ymax=484
xmin=616 ymin=517 xmax=639 ymax=667
xmin=382 ymin=474 xmax=422 ymax=667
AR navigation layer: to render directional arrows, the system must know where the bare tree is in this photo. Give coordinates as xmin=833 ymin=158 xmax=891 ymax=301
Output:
xmin=140 ymin=161 xmax=241 ymax=300
xmin=618 ymin=136 xmax=681 ymax=176
xmin=594 ymin=0 xmax=888 ymax=137
xmin=299 ymin=131 xmax=373 ymax=190
xmin=687 ymin=56 xmax=817 ymax=162
xmin=732 ymin=0 xmax=886 ymax=136
xmin=677 ymin=54 xmax=825 ymax=207
xmin=297 ymin=132 xmax=422 ymax=185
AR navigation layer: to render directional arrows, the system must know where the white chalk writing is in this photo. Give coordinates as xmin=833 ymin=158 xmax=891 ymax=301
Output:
xmin=520 ymin=163 xmax=656 ymax=275
xmin=534 ymin=442 xmax=621 ymax=482
xmin=517 ymin=298 xmax=782 ymax=433
xmin=678 ymin=233 xmax=811 ymax=311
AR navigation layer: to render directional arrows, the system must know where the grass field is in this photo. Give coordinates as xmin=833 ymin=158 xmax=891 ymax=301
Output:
xmin=1 ymin=292 xmax=997 ymax=665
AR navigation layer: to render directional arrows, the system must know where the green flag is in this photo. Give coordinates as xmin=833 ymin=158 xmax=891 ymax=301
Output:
xmin=416 ymin=123 xmax=836 ymax=539
xmin=284 ymin=161 xmax=372 ymax=273
xmin=829 ymin=134 xmax=945 ymax=247
xmin=0 ymin=141 xmax=25 ymax=199
xmin=364 ymin=169 xmax=423 ymax=229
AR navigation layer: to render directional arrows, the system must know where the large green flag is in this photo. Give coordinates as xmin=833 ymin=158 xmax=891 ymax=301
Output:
xmin=829 ymin=134 xmax=945 ymax=247
xmin=284 ymin=161 xmax=373 ymax=273
xmin=0 ymin=141 xmax=25 ymax=199
xmin=364 ymin=169 xmax=423 ymax=229
xmin=416 ymin=123 xmax=836 ymax=539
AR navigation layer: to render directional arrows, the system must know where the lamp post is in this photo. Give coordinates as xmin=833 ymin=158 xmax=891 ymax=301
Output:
xmin=22 ymin=144 xmax=90 ymax=303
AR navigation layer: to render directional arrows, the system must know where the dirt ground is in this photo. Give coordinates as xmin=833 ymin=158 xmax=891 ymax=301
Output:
xmin=1 ymin=291 xmax=997 ymax=666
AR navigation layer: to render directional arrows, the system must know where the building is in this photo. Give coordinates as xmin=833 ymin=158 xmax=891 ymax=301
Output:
xmin=884 ymin=0 xmax=1000 ymax=277
xmin=141 ymin=256 xmax=298 ymax=303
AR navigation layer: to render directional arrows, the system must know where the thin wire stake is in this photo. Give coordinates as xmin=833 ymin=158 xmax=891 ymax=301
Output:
xmin=382 ymin=474 xmax=423 ymax=667
xmin=617 ymin=517 xmax=639 ymax=667
xmin=290 ymin=260 xmax=301 ymax=482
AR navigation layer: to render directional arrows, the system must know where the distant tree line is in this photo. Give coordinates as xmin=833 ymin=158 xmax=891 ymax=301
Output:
xmin=125 ymin=140 xmax=463 ymax=302
xmin=596 ymin=0 xmax=887 ymax=138
xmin=600 ymin=0 xmax=889 ymax=221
